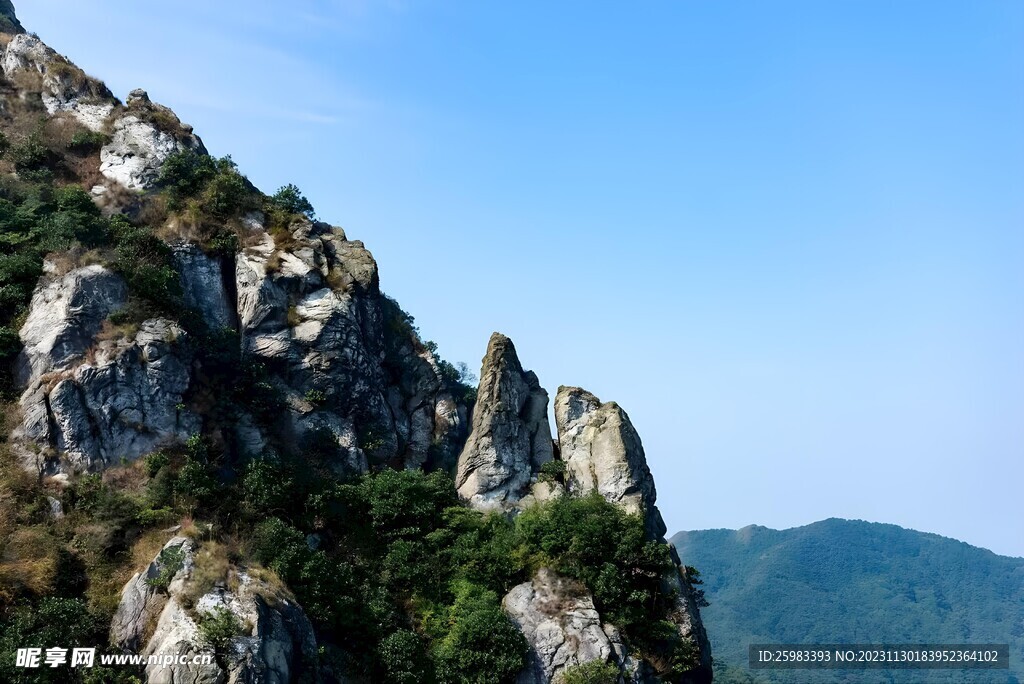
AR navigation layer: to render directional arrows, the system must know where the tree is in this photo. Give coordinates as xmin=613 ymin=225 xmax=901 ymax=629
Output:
xmin=270 ymin=183 xmax=315 ymax=219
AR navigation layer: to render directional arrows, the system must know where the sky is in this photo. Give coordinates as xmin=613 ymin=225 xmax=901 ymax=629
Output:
xmin=19 ymin=1 xmax=1024 ymax=557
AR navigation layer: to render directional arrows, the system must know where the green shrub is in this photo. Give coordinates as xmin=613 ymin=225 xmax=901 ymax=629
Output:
xmin=144 ymin=545 xmax=186 ymax=591
xmin=67 ymin=130 xmax=109 ymax=153
xmin=269 ymin=183 xmax=315 ymax=219
xmin=538 ymin=459 xmax=566 ymax=483
xmin=142 ymin=452 xmax=170 ymax=477
xmin=9 ymin=133 xmax=51 ymax=173
xmin=157 ymin=150 xmax=217 ymax=208
xmin=378 ymin=629 xmax=430 ymax=684
xmin=558 ymin=661 xmax=622 ymax=684
xmin=515 ymin=491 xmax=674 ymax=636
xmin=430 ymin=580 xmax=528 ymax=684
xmin=197 ymin=606 xmax=243 ymax=651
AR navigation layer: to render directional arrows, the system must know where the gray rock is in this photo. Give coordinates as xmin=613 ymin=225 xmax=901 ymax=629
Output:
xmin=455 ymin=333 xmax=553 ymax=511
xmin=17 ymin=318 xmax=198 ymax=472
xmin=503 ymin=568 xmax=635 ymax=684
xmin=111 ymin=537 xmax=320 ymax=684
xmin=554 ymin=386 xmax=666 ymax=539
xmin=173 ymin=243 xmax=235 ymax=331
xmin=553 ymin=386 xmax=713 ymax=683
xmin=99 ymin=112 xmax=200 ymax=190
xmin=0 ymin=33 xmax=115 ymax=131
xmin=232 ymin=219 xmax=463 ymax=472
xmin=16 ymin=265 xmax=128 ymax=386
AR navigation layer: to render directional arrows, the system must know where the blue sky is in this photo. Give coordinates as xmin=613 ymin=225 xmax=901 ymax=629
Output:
xmin=22 ymin=1 xmax=1024 ymax=556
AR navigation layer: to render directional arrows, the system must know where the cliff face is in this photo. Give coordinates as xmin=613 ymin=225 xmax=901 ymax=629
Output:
xmin=0 ymin=4 xmax=710 ymax=683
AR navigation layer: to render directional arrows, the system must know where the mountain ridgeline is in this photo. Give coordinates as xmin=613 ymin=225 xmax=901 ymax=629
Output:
xmin=0 ymin=3 xmax=711 ymax=683
xmin=672 ymin=519 xmax=1024 ymax=684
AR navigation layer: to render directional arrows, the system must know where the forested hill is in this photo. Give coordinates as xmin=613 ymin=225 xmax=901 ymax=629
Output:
xmin=672 ymin=519 xmax=1024 ymax=684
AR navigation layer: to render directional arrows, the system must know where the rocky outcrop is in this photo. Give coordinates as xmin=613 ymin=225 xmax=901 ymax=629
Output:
xmin=503 ymin=568 xmax=641 ymax=684
xmin=111 ymin=536 xmax=319 ymax=684
xmin=230 ymin=219 xmax=464 ymax=472
xmin=15 ymin=264 xmax=128 ymax=385
xmin=664 ymin=562 xmax=714 ymax=684
xmin=554 ymin=386 xmax=666 ymax=539
xmin=455 ymin=333 xmax=553 ymax=511
xmin=0 ymin=32 xmax=115 ymax=131
xmin=99 ymin=89 xmax=206 ymax=190
xmin=16 ymin=315 xmax=198 ymax=473
xmin=553 ymin=386 xmax=713 ymax=683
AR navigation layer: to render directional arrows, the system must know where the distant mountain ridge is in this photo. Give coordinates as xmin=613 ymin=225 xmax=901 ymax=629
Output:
xmin=672 ymin=518 xmax=1024 ymax=684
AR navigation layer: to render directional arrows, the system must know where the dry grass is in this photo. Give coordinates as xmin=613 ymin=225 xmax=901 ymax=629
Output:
xmin=179 ymin=540 xmax=231 ymax=609
xmin=101 ymin=460 xmax=148 ymax=497
xmin=0 ymin=526 xmax=59 ymax=602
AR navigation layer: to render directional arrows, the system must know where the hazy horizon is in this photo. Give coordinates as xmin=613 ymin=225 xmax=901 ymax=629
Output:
xmin=20 ymin=1 xmax=1024 ymax=556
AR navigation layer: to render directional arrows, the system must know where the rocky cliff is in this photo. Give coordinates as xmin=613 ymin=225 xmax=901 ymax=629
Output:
xmin=0 ymin=4 xmax=710 ymax=683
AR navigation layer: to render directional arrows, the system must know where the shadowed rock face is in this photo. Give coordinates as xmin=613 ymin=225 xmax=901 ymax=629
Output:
xmin=0 ymin=0 xmax=22 ymax=32
xmin=455 ymin=332 xmax=553 ymax=511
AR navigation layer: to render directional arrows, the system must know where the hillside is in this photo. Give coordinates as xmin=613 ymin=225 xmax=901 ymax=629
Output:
xmin=0 ymin=2 xmax=711 ymax=683
xmin=672 ymin=519 xmax=1024 ymax=684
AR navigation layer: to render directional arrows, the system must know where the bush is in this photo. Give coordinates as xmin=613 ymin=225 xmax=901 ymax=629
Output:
xmin=197 ymin=606 xmax=243 ymax=651
xmin=9 ymin=133 xmax=51 ymax=174
xmin=144 ymin=545 xmax=186 ymax=591
xmin=269 ymin=183 xmax=315 ymax=219
xmin=378 ymin=629 xmax=430 ymax=684
xmin=515 ymin=491 xmax=674 ymax=636
xmin=143 ymin=452 xmax=170 ymax=478
xmin=430 ymin=580 xmax=528 ymax=684
xmin=538 ymin=459 xmax=566 ymax=483
xmin=558 ymin=661 xmax=622 ymax=684
xmin=67 ymin=130 xmax=109 ymax=153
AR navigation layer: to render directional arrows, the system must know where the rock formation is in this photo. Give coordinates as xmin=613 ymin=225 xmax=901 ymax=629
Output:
xmin=455 ymin=332 xmax=554 ymax=510
xmin=0 ymin=4 xmax=713 ymax=682
xmin=554 ymin=386 xmax=667 ymax=539
xmin=504 ymin=568 xmax=642 ymax=684
xmin=111 ymin=536 xmax=319 ymax=684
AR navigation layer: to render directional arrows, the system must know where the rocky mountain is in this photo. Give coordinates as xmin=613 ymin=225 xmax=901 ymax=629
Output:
xmin=672 ymin=519 xmax=1024 ymax=684
xmin=0 ymin=3 xmax=711 ymax=683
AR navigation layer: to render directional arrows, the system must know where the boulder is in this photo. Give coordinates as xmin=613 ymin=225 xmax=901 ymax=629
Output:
xmin=503 ymin=568 xmax=638 ymax=684
xmin=554 ymin=386 xmax=666 ymax=539
xmin=455 ymin=333 xmax=553 ymax=511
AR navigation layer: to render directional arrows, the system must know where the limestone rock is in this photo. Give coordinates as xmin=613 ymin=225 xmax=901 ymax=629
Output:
xmin=0 ymin=32 xmax=115 ymax=131
xmin=554 ymin=386 xmax=666 ymax=539
xmin=16 ymin=318 xmax=198 ymax=473
xmin=503 ymin=568 xmax=636 ymax=684
xmin=15 ymin=264 xmax=127 ymax=386
xmin=455 ymin=333 xmax=553 ymax=511
xmin=111 ymin=537 xmax=320 ymax=684
xmin=99 ymin=108 xmax=204 ymax=190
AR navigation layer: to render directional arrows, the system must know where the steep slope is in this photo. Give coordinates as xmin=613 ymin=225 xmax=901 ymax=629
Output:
xmin=672 ymin=519 xmax=1024 ymax=684
xmin=0 ymin=3 xmax=711 ymax=683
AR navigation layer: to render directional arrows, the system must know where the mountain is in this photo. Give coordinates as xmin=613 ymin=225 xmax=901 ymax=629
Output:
xmin=672 ymin=519 xmax=1024 ymax=684
xmin=0 ymin=3 xmax=711 ymax=683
